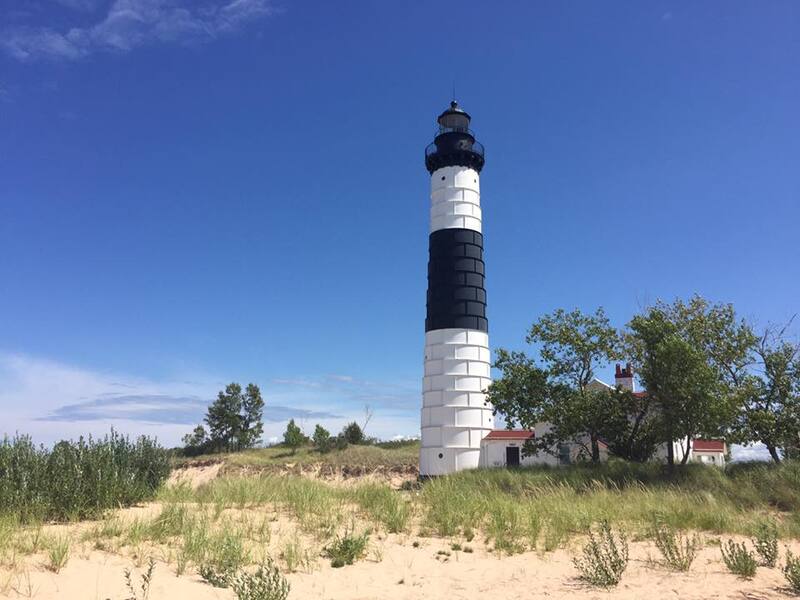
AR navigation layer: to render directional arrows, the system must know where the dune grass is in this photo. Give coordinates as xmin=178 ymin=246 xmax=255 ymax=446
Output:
xmin=1 ymin=448 xmax=798 ymax=585
xmin=181 ymin=440 xmax=420 ymax=471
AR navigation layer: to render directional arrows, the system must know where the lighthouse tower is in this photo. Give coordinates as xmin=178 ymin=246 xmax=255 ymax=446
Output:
xmin=420 ymin=101 xmax=493 ymax=477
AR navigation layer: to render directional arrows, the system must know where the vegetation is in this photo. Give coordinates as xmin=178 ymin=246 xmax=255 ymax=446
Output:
xmin=652 ymin=523 xmax=700 ymax=571
xmin=312 ymin=424 xmax=333 ymax=453
xmin=490 ymin=295 xmax=800 ymax=469
xmin=45 ymin=535 xmax=70 ymax=573
xmin=490 ymin=308 xmax=640 ymax=463
xmin=0 ymin=431 xmax=169 ymax=522
xmin=341 ymin=422 xmax=366 ymax=445
xmin=324 ymin=526 xmax=369 ymax=568
xmin=720 ymin=539 xmax=758 ymax=578
xmin=196 ymin=440 xmax=419 ymax=471
xmin=232 ymin=560 xmax=290 ymax=600
xmin=784 ymin=550 xmax=800 ymax=594
xmin=752 ymin=519 xmax=779 ymax=567
xmin=732 ymin=322 xmax=800 ymax=464
xmin=283 ymin=419 xmax=306 ymax=455
xmin=124 ymin=557 xmax=156 ymax=600
xmin=572 ymin=521 xmax=629 ymax=587
xmin=183 ymin=383 xmax=265 ymax=455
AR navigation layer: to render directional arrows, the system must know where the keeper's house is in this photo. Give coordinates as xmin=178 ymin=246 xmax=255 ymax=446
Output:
xmin=478 ymin=363 xmax=727 ymax=469
xmin=479 ymin=428 xmax=609 ymax=468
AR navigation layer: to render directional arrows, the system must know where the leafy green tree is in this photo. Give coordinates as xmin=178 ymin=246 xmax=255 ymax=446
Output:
xmin=181 ymin=425 xmax=209 ymax=455
xmin=489 ymin=308 xmax=625 ymax=463
xmin=283 ymin=419 xmax=305 ymax=455
xmin=205 ymin=383 xmax=244 ymax=452
xmin=627 ymin=296 xmax=753 ymax=468
xmin=341 ymin=422 xmax=365 ymax=445
xmin=312 ymin=424 xmax=333 ymax=453
xmin=193 ymin=382 xmax=266 ymax=453
xmin=732 ymin=324 xmax=800 ymax=463
xmin=238 ymin=384 xmax=265 ymax=450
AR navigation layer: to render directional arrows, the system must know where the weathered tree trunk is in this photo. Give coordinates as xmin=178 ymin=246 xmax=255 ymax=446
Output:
xmin=766 ymin=443 xmax=782 ymax=464
xmin=666 ymin=438 xmax=675 ymax=472
xmin=591 ymin=435 xmax=600 ymax=463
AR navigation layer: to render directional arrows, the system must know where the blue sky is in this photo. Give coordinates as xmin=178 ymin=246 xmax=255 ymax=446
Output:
xmin=1 ymin=1 xmax=798 ymax=452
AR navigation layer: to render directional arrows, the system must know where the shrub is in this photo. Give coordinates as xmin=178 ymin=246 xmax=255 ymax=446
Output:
xmin=0 ymin=431 xmax=170 ymax=522
xmin=324 ymin=527 xmax=369 ymax=568
xmin=232 ymin=560 xmax=290 ymax=600
xmin=312 ymin=425 xmax=333 ymax=453
xmin=752 ymin=520 xmax=778 ymax=567
xmin=573 ymin=521 xmax=629 ymax=587
xmin=341 ymin=422 xmax=365 ymax=445
xmin=652 ymin=523 xmax=700 ymax=571
xmin=720 ymin=540 xmax=757 ymax=578
xmin=784 ymin=550 xmax=800 ymax=594
xmin=199 ymin=564 xmax=234 ymax=588
xmin=283 ymin=420 xmax=306 ymax=455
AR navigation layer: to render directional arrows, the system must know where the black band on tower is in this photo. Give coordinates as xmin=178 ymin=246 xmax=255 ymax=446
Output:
xmin=425 ymin=228 xmax=488 ymax=332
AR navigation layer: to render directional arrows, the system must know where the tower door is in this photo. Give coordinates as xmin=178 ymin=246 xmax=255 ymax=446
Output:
xmin=506 ymin=446 xmax=520 ymax=467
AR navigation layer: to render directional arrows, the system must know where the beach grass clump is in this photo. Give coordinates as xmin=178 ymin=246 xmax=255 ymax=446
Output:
xmin=324 ymin=526 xmax=369 ymax=568
xmin=0 ymin=431 xmax=170 ymax=523
xmin=352 ymin=483 xmax=410 ymax=533
xmin=199 ymin=529 xmax=250 ymax=587
xmin=572 ymin=521 xmax=629 ymax=587
xmin=652 ymin=522 xmax=701 ymax=571
xmin=752 ymin=519 xmax=779 ymax=567
xmin=720 ymin=539 xmax=758 ymax=578
xmin=232 ymin=560 xmax=290 ymax=600
xmin=783 ymin=550 xmax=800 ymax=594
xmin=486 ymin=502 xmax=526 ymax=555
xmin=44 ymin=535 xmax=70 ymax=573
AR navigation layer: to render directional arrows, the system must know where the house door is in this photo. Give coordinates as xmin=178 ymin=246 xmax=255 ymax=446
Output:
xmin=506 ymin=446 xmax=520 ymax=467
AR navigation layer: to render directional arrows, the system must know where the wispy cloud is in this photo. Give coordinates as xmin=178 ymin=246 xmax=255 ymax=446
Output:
xmin=3 ymin=0 xmax=276 ymax=61
xmin=0 ymin=352 xmax=418 ymax=447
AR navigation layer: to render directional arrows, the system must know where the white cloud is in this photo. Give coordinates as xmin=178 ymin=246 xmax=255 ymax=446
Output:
xmin=3 ymin=0 xmax=275 ymax=61
xmin=0 ymin=353 xmax=420 ymax=448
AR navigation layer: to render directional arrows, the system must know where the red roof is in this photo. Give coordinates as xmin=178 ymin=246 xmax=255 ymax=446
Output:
xmin=692 ymin=439 xmax=725 ymax=452
xmin=484 ymin=430 xmax=535 ymax=441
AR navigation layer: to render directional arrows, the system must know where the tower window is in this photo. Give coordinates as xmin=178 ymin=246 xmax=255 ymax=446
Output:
xmin=438 ymin=453 xmax=443 ymax=459
xmin=441 ymin=176 xmax=445 ymax=181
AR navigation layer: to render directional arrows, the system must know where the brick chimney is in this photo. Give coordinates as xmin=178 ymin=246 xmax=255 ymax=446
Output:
xmin=615 ymin=362 xmax=635 ymax=392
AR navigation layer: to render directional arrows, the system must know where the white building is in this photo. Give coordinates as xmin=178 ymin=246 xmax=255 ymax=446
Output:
xmin=479 ymin=427 xmax=609 ymax=468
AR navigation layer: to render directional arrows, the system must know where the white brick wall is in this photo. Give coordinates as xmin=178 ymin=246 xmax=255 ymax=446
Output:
xmin=430 ymin=166 xmax=482 ymax=234
xmin=420 ymin=327 xmax=493 ymax=476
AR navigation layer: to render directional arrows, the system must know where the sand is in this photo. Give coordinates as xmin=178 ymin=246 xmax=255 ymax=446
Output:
xmin=2 ymin=526 xmax=796 ymax=600
xmin=2 ymin=468 xmax=795 ymax=599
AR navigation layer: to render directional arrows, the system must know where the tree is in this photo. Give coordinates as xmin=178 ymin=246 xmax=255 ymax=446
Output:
xmin=187 ymin=382 xmax=266 ymax=454
xmin=732 ymin=322 xmax=800 ymax=463
xmin=182 ymin=425 xmax=208 ymax=456
xmin=312 ymin=424 xmax=333 ymax=453
xmin=283 ymin=419 xmax=305 ymax=455
xmin=205 ymin=383 xmax=244 ymax=453
xmin=488 ymin=308 xmax=625 ymax=463
xmin=238 ymin=384 xmax=265 ymax=450
xmin=627 ymin=296 xmax=753 ymax=468
xmin=341 ymin=422 xmax=365 ymax=445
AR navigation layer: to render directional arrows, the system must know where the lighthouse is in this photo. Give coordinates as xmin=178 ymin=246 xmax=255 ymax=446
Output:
xmin=420 ymin=101 xmax=493 ymax=477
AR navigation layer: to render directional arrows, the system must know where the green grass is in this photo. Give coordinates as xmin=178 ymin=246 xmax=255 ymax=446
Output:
xmin=180 ymin=441 xmax=419 ymax=472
